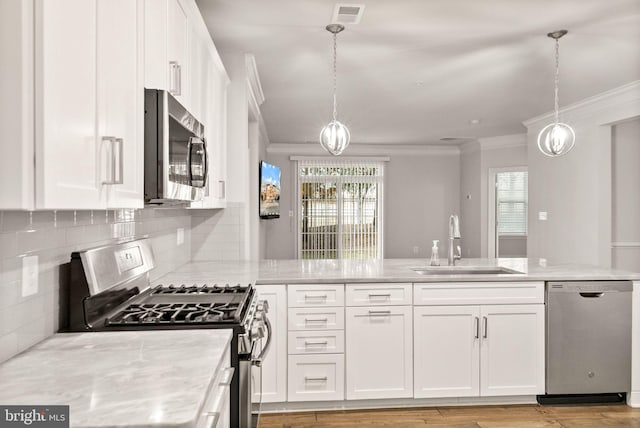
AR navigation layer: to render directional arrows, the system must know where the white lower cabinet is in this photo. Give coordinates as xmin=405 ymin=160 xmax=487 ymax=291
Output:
xmin=288 ymin=354 xmax=345 ymax=402
xmin=345 ymin=306 xmax=413 ymax=400
xmin=253 ymin=284 xmax=287 ymax=403
xmin=480 ymin=304 xmax=545 ymax=396
xmin=414 ymin=303 xmax=545 ymax=398
xmin=414 ymin=305 xmax=480 ymax=398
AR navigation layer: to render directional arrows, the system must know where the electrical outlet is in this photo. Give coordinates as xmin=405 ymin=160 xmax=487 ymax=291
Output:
xmin=21 ymin=255 xmax=39 ymax=297
xmin=539 ymin=258 xmax=547 ymax=267
xmin=538 ymin=211 xmax=548 ymax=221
xmin=413 ymin=246 xmax=419 ymax=254
xmin=176 ymin=228 xmax=184 ymax=246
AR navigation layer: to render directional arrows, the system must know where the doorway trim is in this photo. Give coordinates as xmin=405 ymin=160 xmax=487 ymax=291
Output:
xmin=487 ymin=166 xmax=528 ymax=258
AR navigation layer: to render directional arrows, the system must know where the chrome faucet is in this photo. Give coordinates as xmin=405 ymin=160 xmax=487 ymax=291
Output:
xmin=448 ymin=214 xmax=462 ymax=266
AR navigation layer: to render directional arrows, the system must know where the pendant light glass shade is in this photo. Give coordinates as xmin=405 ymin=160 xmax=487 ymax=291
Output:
xmin=537 ymin=29 xmax=575 ymax=157
xmin=320 ymin=119 xmax=351 ymax=155
xmin=537 ymin=122 xmax=575 ymax=156
xmin=320 ymin=24 xmax=350 ymax=156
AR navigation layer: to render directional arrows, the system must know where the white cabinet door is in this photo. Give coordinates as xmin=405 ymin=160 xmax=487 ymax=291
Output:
xmin=414 ymin=305 xmax=480 ymax=398
xmin=253 ymin=284 xmax=287 ymax=403
xmin=98 ymin=0 xmax=143 ymax=208
xmin=143 ymin=0 xmax=167 ymax=90
xmin=167 ymin=0 xmax=189 ymax=108
xmin=35 ymin=0 xmax=105 ymax=209
xmin=345 ymin=306 xmax=413 ymax=399
xmin=480 ymin=304 xmax=545 ymax=396
xmin=288 ymin=354 xmax=344 ymax=402
xmin=0 ymin=0 xmax=34 ymax=209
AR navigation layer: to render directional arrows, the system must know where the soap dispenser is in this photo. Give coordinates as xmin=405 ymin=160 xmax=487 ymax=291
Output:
xmin=430 ymin=240 xmax=440 ymax=266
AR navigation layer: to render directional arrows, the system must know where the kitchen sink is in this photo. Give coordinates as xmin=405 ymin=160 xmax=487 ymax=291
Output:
xmin=411 ymin=266 xmax=523 ymax=275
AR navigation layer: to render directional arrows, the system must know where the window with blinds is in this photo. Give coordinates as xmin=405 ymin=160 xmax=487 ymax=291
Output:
xmin=496 ymin=171 xmax=528 ymax=235
xmin=297 ymin=160 xmax=383 ymax=260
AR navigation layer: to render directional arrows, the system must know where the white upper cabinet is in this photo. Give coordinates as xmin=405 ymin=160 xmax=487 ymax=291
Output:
xmin=36 ymin=0 xmax=143 ymax=209
xmin=1 ymin=0 xmax=143 ymax=209
xmin=167 ymin=0 xmax=190 ymax=109
xmin=98 ymin=0 xmax=144 ymax=208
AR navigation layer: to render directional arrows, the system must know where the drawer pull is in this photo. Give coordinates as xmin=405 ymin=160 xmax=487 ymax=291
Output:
xmin=304 ymin=294 xmax=328 ymax=300
xmin=219 ymin=367 xmax=234 ymax=386
xmin=304 ymin=376 xmax=328 ymax=382
xmin=368 ymin=310 xmax=391 ymax=316
xmin=304 ymin=318 xmax=328 ymax=323
xmin=368 ymin=293 xmax=391 ymax=298
xmin=304 ymin=340 xmax=329 ymax=347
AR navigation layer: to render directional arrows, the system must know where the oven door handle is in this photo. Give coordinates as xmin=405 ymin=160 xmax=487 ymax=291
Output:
xmin=253 ymin=315 xmax=273 ymax=366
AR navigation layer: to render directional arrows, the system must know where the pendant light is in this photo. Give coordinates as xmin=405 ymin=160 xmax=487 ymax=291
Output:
xmin=320 ymin=24 xmax=350 ymax=156
xmin=537 ymin=30 xmax=575 ymax=157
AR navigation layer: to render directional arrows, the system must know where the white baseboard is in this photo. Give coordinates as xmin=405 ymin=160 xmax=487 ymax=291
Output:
xmin=261 ymin=395 xmax=538 ymax=413
xmin=628 ymin=391 xmax=640 ymax=408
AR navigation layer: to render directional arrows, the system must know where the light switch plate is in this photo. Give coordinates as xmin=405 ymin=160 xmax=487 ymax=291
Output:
xmin=21 ymin=255 xmax=39 ymax=297
xmin=538 ymin=211 xmax=548 ymax=221
xmin=177 ymin=228 xmax=185 ymax=246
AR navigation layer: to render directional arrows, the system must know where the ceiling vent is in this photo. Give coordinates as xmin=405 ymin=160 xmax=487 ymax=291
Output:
xmin=332 ymin=3 xmax=365 ymax=25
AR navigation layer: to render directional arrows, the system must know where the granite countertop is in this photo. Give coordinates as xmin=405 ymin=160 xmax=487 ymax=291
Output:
xmin=0 ymin=330 xmax=233 ymax=428
xmin=154 ymin=258 xmax=640 ymax=286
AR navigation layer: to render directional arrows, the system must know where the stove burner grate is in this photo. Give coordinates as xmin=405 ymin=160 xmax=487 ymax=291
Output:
xmin=105 ymin=302 xmax=243 ymax=326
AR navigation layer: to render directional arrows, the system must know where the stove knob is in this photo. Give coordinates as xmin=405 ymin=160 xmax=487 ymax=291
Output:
xmin=251 ymin=323 xmax=265 ymax=339
xmin=255 ymin=311 xmax=264 ymax=320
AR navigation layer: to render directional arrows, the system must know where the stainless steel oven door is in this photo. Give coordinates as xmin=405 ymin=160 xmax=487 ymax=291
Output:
xmin=240 ymin=313 xmax=272 ymax=428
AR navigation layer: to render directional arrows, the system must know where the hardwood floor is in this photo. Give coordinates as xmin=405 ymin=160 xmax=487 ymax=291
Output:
xmin=259 ymin=404 xmax=640 ymax=427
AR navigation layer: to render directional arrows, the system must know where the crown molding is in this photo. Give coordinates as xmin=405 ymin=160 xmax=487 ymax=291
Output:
xmin=245 ymin=54 xmax=265 ymax=107
xmin=523 ymin=80 xmax=640 ymax=129
xmin=266 ymin=142 xmax=460 ymax=156
xmin=477 ymin=134 xmax=527 ymax=151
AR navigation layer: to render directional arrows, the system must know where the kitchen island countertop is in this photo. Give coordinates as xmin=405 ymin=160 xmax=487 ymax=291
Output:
xmin=0 ymin=330 xmax=232 ymax=428
xmin=154 ymin=258 xmax=640 ymax=286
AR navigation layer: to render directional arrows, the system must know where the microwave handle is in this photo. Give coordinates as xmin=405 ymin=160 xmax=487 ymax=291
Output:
xmin=187 ymin=137 xmax=207 ymax=188
xmin=202 ymin=138 xmax=208 ymax=188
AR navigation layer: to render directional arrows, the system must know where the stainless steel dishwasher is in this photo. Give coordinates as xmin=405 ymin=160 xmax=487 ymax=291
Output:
xmin=543 ymin=281 xmax=632 ymax=402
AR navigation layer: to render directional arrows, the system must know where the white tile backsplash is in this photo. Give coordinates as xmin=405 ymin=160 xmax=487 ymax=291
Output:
xmin=190 ymin=202 xmax=246 ymax=262
xmin=0 ymin=207 xmax=192 ymax=363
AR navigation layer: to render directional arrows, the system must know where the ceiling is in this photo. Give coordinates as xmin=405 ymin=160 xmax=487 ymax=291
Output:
xmin=196 ymin=0 xmax=640 ymax=146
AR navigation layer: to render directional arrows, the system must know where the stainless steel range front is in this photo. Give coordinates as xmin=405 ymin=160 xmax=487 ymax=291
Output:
xmin=61 ymin=238 xmax=271 ymax=428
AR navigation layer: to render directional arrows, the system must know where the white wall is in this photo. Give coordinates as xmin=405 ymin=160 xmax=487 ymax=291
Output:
xmin=262 ymin=144 xmax=460 ymax=259
xmin=460 ymin=143 xmax=482 ymax=257
xmin=525 ymin=81 xmax=640 ymax=266
xmin=612 ymin=117 xmax=640 ymax=272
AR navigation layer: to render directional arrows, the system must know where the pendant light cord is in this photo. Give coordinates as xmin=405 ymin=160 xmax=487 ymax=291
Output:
xmin=554 ymin=37 xmax=560 ymax=126
xmin=332 ymin=31 xmax=338 ymax=122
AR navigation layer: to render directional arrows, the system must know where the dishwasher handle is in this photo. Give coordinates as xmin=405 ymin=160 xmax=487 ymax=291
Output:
xmin=579 ymin=292 xmax=604 ymax=298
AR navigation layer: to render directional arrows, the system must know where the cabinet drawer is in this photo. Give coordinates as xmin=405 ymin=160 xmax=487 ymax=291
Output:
xmin=288 ymin=330 xmax=345 ymax=355
xmin=288 ymin=307 xmax=345 ymax=331
xmin=288 ymin=284 xmax=345 ymax=307
xmin=288 ymin=354 xmax=344 ymax=402
xmin=346 ymin=283 xmax=412 ymax=306
xmin=196 ymin=347 xmax=232 ymax=428
xmin=414 ymin=282 xmax=544 ymax=306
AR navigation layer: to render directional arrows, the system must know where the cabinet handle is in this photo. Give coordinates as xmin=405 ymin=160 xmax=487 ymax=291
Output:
xmin=114 ymin=138 xmax=124 ymax=185
xmin=304 ymin=340 xmax=328 ymax=347
xmin=219 ymin=180 xmax=225 ymax=199
xmin=483 ymin=316 xmax=488 ymax=339
xmin=101 ymin=136 xmax=116 ymax=184
xmin=304 ymin=376 xmax=328 ymax=382
xmin=304 ymin=318 xmax=328 ymax=323
xmin=203 ymin=412 xmax=220 ymax=428
xmin=368 ymin=293 xmax=391 ymax=299
xmin=474 ymin=316 xmax=479 ymax=339
xmin=368 ymin=310 xmax=391 ymax=316
xmin=219 ymin=367 xmax=234 ymax=386
xmin=304 ymin=294 xmax=328 ymax=300
xmin=169 ymin=61 xmax=181 ymax=96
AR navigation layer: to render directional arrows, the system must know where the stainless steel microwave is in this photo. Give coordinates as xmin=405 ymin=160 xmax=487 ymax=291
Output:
xmin=144 ymin=89 xmax=208 ymax=203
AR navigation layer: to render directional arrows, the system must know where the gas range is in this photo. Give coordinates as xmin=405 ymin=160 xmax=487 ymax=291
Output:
xmin=62 ymin=239 xmax=270 ymax=428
